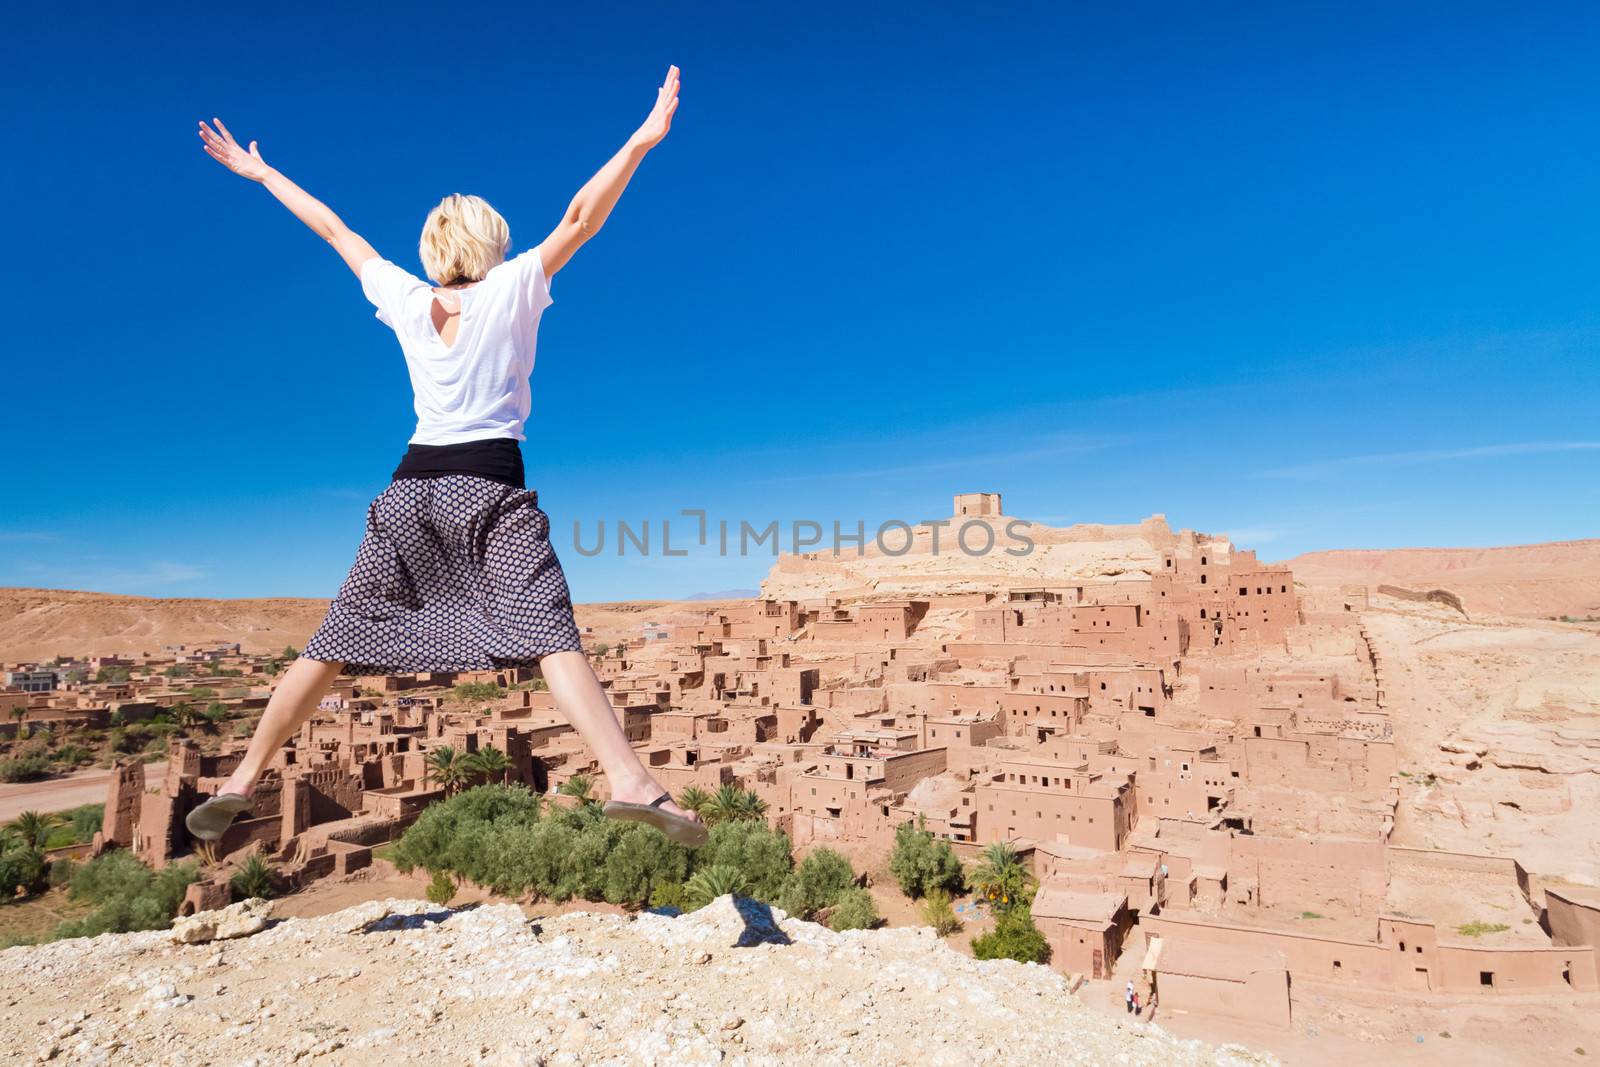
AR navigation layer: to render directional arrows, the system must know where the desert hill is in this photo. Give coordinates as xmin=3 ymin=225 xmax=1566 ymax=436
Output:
xmin=0 ymin=895 xmax=1268 ymax=1067
xmin=0 ymin=589 xmax=733 ymax=663
xmin=760 ymin=513 xmax=1226 ymax=602
xmin=1279 ymin=539 xmax=1600 ymax=619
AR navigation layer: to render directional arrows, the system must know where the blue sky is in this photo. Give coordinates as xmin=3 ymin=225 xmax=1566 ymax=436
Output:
xmin=2 ymin=3 xmax=1596 ymax=602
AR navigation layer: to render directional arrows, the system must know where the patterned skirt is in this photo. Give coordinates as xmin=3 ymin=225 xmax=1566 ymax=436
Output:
xmin=303 ymin=476 xmax=584 ymax=673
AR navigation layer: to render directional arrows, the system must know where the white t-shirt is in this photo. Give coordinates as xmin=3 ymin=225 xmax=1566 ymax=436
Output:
xmin=359 ymin=249 xmax=553 ymax=445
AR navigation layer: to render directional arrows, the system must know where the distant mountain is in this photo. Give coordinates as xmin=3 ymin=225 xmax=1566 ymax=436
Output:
xmin=684 ymin=588 xmax=760 ymax=601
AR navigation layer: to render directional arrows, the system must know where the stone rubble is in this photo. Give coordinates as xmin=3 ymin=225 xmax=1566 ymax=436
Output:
xmin=0 ymin=896 xmax=1277 ymax=1067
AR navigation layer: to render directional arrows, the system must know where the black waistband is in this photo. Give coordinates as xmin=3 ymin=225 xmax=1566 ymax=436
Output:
xmin=392 ymin=438 xmax=525 ymax=489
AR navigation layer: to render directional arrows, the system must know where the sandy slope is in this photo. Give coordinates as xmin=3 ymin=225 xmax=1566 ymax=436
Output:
xmin=1280 ymin=539 xmax=1600 ymax=619
xmin=0 ymin=589 xmax=733 ymax=662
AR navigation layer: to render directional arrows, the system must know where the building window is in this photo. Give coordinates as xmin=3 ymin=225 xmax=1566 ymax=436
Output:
xmin=1480 ymin=971 xmax=1494 ymax=987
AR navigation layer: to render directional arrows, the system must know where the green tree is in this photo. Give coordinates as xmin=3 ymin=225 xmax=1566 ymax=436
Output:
xmin=888 ymin=820 xmax=965 ymax=899
xmin=777 ymin=847 xmax=856 ymax=920
xmin=228 ymin=854 xmax=277 ymax=900
xmin=282 ymin=645 xmax=299 ymax=660
xmin=10 ymin=706 xmax=28 ymax=740
xmin=827 ymin=887 xmax=879 ymax=931
xmin=94 ymin=666 xmax=131 ymax=684
xmin=169 ymin=702 xmax=202 ymax=730
xmin=9 ymin=810 xmax=62 ymax=849
xmin=703 ymin=784 xmax=767 ymax=826
xmin=677 ymin=786 xmax=712 ymax=817
xmin=423 ymin=746 xmax=469 ymax=796
xmin=462 ymin=745 xmax=511 ymax=786
xmin=451 ymin=682 xmax=505 ymax=707
xmin=970 ymin=902 xmax=1051 ymax=964
xmin=558 ymin=774 xmax=595 ymax=804
xmin=968 ymin=842 xmax=1032 ymax=912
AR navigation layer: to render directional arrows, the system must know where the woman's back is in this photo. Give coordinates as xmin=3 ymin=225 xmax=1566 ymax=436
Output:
xmin=360 ymin=249 xmax=555 ymax=445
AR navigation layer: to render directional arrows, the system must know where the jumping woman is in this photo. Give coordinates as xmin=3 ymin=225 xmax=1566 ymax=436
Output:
xmin=185 ymin=66 xmax=706 ymax=847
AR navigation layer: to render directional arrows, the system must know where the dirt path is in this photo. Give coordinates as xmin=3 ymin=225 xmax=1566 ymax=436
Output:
xmin=0 ymin=761 xmax=165 ymax=821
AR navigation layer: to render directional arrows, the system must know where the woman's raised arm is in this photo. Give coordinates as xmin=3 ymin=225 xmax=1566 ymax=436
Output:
xmin=198 ymin=118 xmax=378 ymax=277
xmin=538 ymin=65 xmax=680 ymax=277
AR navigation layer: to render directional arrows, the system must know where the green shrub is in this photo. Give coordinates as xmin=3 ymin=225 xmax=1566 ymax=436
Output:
xmin=451 ymin=682 xmax=505 ymax=705
xmin=683 ymin=864 xmax=748 ymax=910
xmin=649 ymin=880 xmax=687 ymax=911
xmin=778 ymin=847 xmax=856 ymax=919
xmin=888 ymin=820 xmax=964 ymax=898
xmin=603 ymin=825 xmax=692 ymax=907
xmin=921 ymin=888 xmax=961 ymax=936
xmin=229 ymin=854 xmax=277 ymax=900
xmin=0 ymin=844 xmax=47 ymax=896
xmin=0 ymin=754 xmax=51 ymax=783
xmin=426 ymin=868 xmax=458 ymax=906
xmin=827 ymin=887 xmax=879 ymax=931
xmin=970 ymin=902 xmax=1051 ymax=964
xmin=1457 ymin=920 xmax=1511 ymax=937
xmin=53 ymin=851 xmax=198 ymax=939
xmin=694 ymin=820 xmax=794 ymax=902
xmin=51 ymin=745 xmax=94 ymax=767
xmin=47 ymin=857 xmax=78 ymax=889
xmin=389 ymin=783 xmax=796 ymax=912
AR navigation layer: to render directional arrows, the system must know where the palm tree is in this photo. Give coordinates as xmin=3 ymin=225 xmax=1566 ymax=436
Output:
xmin=10 ymin=810 xmax=62 ymax=850
xmin=10 ymin=706 xmax=28 ymax=740
xmin=423 ymin=746 xmax=468 ymax=796
xmin=463 ymin=745 xmax=511 ymax=786
xmin=968 ymin=842 xmax=1033 ymax=911
xmin=678 ymin=786 xmax=712 ymax=817
xmin=734 ymin=789 xmax=769 ymax=823
xmin=682 ymin=864 xmax=748 ymax=910
xmin=558 ymin=774 xmax=595 ymax=804
xmin=703 ymin=784 xmax=763 ymax=826
xmin=170 ymin=702 xmax=202 ymax=730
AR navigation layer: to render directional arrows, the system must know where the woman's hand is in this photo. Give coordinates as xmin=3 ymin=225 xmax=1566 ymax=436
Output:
xmin=198 ymin=118 xmax=272 ymax=183
xmin=630 ymin=65 xmax=680 ymax=151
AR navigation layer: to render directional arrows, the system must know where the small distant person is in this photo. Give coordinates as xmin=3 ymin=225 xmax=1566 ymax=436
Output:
xmin=1125 ymin=981 xmax=1135 ymax=1013
xmin=1132 ymin=991 xmax=1141 ymax=1016
xmin=185 ymin=67 xmax=705 ymax=848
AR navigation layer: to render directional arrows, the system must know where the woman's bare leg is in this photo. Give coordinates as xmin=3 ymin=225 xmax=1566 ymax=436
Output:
xmin=539 ymin=650 xmax=698 ymax=822
xmin=218 ymin=657 xmax=344 ymax=797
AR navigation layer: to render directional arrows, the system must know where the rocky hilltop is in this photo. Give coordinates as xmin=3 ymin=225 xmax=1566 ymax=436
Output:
xmin=760 ymin=513 xmax=1223 ymax=602
xmin=0 ymin=896 xmax=1270 ymax=1067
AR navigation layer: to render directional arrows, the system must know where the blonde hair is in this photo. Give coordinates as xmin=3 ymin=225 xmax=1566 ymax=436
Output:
xmin=419 ymin=194 xmax=510 ymax=285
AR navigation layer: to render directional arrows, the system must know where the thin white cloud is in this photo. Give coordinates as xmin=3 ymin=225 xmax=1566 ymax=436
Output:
xmin=1261 ymin=441 xmax=1600 ymax=479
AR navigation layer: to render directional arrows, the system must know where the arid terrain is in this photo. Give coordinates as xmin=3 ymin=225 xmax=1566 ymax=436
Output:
xmin=0 ymin=588 xmax=733 ymax=663
xmin=1280 ymin=539 xmax=1600 ymax=620
xmin=0 ymin=895 xmax=1271 ymax=1067
xmin=4 ymin=524 xmax=1599 ymax=1067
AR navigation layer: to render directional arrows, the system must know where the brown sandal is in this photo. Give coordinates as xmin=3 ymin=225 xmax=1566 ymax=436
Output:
xmin=601 ymin=793 xmax=709 ymax=847
xmin=184 ymin=792 xmax=252 ymax=842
